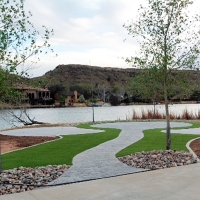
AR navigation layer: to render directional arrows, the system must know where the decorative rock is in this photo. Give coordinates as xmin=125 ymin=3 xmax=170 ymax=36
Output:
xmin=1 ymin=176 xmax=10 ymax=183
xmin=0 ymin=164 xmax=70 ymax=196
xmin=20 ymin=189 xmax=25 ymax=193
xmin=119 ymin=150 xmax=197 ymax=170
xmin=186 ymin=160 xmax=191 ymax=165
xmin=14 ymin=185 xmax=20 ymax=190
xmin=11 ymin=188 xmax=17 ymax=194
xmin=151 ymin=155 xmax=157 ymax=159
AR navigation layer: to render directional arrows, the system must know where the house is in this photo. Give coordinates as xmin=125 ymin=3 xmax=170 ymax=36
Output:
xmin=65 ymin=91 xmax=78 ymax=106
xmin=15 ymin=84 xmax=52 ymax=105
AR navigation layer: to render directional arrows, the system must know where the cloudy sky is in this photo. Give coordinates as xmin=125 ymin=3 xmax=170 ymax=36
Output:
xmin=24 ymin=0 xmax=199 ymax=77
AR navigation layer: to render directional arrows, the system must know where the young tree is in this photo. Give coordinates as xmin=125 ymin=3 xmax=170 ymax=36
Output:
xmin=0 ymin=0 xmax=55 ymax=119
xmin=79 ymin=95 xmax=85 ymax=103
xmin=95 ymin=84 xmax=107 ymax=102
xmin=0 ymin=0 xmax=54 ymax=172
xmin=0 ymin=0 xmax=54 ymax=103
xmin=124 ymin=0 xmax=200 ymax=149
xmin=130 ymin=71 xmax=162 ymax=102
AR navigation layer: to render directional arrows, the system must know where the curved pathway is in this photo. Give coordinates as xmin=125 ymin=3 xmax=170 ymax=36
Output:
xmin=49 ymin=121 xmax=191 ymax=185
xmin=1 ymin=127 xmax=104 ymax=136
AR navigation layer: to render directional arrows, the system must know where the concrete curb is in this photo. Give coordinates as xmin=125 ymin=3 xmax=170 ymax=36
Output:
xmin=186 ymin=137 xmax=200 ymax=162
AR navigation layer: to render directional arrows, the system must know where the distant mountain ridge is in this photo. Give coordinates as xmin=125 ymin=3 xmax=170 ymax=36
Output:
xmin=33 ymin=64 xmax=141 ymax=91
xmin=31 ymin=64 xmax=200 ymax=102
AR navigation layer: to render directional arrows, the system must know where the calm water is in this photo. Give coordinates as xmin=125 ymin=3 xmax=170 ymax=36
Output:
xmin=1 ymin=104 xmax=200 ymax=130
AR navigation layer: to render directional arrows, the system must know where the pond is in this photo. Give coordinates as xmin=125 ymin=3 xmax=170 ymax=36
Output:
xmin=0 ymin=104 xmax=200 ymax=130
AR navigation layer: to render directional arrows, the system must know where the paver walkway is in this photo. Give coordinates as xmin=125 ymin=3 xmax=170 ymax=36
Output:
xmin=49 ymin=121 xmax=191 ymax=185
xmin=1 ymin=127 xmax=104 ymax=136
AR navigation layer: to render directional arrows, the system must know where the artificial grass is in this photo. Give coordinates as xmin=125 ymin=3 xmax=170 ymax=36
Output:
xmin=2 ymin=124 xmax=121 ymax=170
xmin=116 ymin=122 xmax=200 ymax=157
xmin=3 ymin=121 xmax=200 ymax=170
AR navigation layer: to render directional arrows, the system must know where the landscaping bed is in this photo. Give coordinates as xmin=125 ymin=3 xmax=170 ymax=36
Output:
xmin=1 ymin=135 xmax=58 ymax=154
xmin=118 ymin=150 xmax=197 ymax=170
xmin=0 ymin=135 xmax=199 ymax=196
xmin=190 ymin=138 xmax=200 ymax=158
xmin=0 ymin=165 xmax=70 ymax=195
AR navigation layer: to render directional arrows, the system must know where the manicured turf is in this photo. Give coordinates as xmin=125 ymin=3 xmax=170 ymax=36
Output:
xmin=3 ymin=122 xmax=200 ymax=170
xmin=2 ymin=124 xmax=121 ymax=170
xmin=116 ymin=122 xmax=200 ymax=157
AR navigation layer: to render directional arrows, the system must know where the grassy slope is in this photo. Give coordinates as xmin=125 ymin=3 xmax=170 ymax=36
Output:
xmin=116 ymin=122 xmax=200 ymax=157
xmin=2 ymin=124 xmax=121 ymax=170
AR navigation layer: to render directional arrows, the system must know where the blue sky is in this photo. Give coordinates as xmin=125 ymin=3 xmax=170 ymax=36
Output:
xmin=24 ymin=0 xmax=199 ymax=77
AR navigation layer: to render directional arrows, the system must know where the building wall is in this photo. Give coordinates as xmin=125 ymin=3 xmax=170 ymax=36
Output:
xmin=74 ymin=91 xmax=78 ymax=103
xmin=26 ymin=90 xmax=50 ymax=100
xmin=65 ymin=91 xmax=78 ymax=106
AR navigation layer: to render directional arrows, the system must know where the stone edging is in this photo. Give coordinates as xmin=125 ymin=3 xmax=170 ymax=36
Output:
xmin=2 ymin=136 xmax=63 ymax=155
xmin=186 ymin=137 xmax=200 ymax=162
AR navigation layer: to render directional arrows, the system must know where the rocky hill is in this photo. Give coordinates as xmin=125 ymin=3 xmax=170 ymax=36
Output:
xmin=32 ymin=64 xmax=141 ymax=91
xmin=31 ymin=64 xmax=200 ymax=101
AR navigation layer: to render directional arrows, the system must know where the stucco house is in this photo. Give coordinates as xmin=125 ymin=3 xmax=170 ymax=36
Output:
xmin=15 ymin=84 xmax=52 ymax=105
xmin=65 ymin=91 xmax=78 ymax=106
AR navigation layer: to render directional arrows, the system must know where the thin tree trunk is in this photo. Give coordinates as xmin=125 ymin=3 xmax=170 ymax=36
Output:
xmin=164 ymin=83 xmax=171 ymax=150
xmin=0 ymin=135 xmax=1 ymax=173
xmin=163 ymin=29 xmax=171 ymax=150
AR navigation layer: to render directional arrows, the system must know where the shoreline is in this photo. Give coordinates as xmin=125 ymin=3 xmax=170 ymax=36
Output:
xmin=0 ymin=101 xmax=199 ymax=109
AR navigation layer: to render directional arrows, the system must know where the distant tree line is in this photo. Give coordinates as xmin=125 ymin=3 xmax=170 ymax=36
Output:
xmin=47 ymin=81 xmax=200 ymax=106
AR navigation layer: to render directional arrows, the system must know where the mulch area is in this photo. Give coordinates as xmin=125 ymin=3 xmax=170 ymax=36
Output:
xmin=190 ymin=138 xmax=200 ymax=158
xmin=0 ymin=135 xmax=58 ymax=153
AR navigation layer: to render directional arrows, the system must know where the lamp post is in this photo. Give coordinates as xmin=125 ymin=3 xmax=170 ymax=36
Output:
xmin=90 ymin=63 xmax=95 ymax=123
xmin=92 ymin=105 xmax=94 ymax=122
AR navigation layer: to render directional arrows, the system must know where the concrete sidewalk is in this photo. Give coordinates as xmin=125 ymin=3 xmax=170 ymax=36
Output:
xmin=2 ymin=162 xmax=200 ymax=200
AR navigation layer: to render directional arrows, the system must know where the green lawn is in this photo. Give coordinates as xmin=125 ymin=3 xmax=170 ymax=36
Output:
xmin=116 ymin=122 xmax=200 ymax=157
xmin=2 ymin=124 xmax=121 ymax=170
xmin=2 ymin=122 xmax=200 ymax=170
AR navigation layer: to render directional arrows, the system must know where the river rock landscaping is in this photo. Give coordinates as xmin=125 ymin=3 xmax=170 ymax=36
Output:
xmin=118 ymin=150 xmax=197 ymax=170
xmin=0 ymin=152 xmax=198 ymax=196
xmin=0 ymin=165 xmax=70 ymax=196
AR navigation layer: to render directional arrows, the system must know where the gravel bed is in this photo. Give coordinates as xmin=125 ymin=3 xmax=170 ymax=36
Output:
xmin=1 ymin=150 xmax=197 ymax=196
xmin=0 ymin=165 xmax=70 ymax=196
xmin=118 ymin=150 xmax=197 ymax=170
